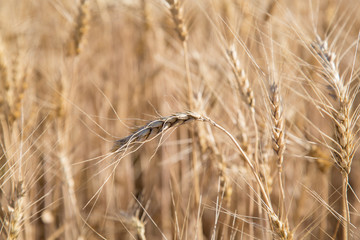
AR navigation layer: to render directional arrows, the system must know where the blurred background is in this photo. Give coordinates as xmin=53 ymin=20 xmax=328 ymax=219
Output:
xmin=0 ymin=0 xmax=359 ymax=239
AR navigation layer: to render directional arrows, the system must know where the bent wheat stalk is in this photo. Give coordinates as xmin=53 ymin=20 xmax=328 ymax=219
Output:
xmin=112 ymin=112 xmax=293 ymax=239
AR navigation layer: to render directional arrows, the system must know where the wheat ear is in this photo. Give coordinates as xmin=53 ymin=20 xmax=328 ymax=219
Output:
xmin=226 ymin=45 xmax=255 ymax=109
xmin=67 ymin=0 xmax=90 ymax=56
xmin=269 ymin=83 xmax=286 ymax=223
xmin=112 ymin=112 xmax=204 ymax=152
xmin=311 ymin=36 xmax=355 ymax=240
xmin=7 ymin=181 xmax=25 ymax=240
xmin=165 ymin=0 xmax=188 ymax=43
xmin=226 ymin=45 xmax=258 ymax=165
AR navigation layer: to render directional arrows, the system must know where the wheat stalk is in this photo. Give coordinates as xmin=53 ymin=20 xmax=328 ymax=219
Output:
xmin=55 ymin=77 xmax=82 ymax=239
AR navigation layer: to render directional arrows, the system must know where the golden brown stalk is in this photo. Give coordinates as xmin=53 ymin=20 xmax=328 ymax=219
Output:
xmin=308 ymin=145 xmax=332 ymax=239
xmin=67 ymin=0 xmax=90 ymax=56
xmin=216 ymin=159 xmax=232 ymax=239
xmin=55 ymin=78 xmax=82 ymax=239
xmin=207 ymin=127 xmax=232 ymax=205
xmin=269 ymin=83 xmax=286 ymax=222
xmin=311 ymin=36 xmax=355 ymax=240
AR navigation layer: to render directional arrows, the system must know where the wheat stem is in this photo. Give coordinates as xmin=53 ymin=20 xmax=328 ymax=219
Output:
xmin=342 ymin=174 xmax=350 ymax=240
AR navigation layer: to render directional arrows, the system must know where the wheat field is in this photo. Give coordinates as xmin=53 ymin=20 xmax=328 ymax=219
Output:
xmin=0 ymin=0 xmax=360 ymax=239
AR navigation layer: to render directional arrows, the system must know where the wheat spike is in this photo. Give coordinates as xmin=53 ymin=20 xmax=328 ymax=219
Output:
xmin=7 ymin=181 xmax=25 ymax=240
xmin=311 ymin=37 xmax=354 ymax=175
xmin=112 ymin=112 xmax=204 ymax=152
xmin=270 ymin=83 xmax=285 ymax=170
xmin=67 ymin=0 xmax=90 ymax=56
xmin=166 ymin=0 xmax=188 ymax=42
xmin=311 ymin=36 xmax=355 ymax=240
xmin=226 ymin=45 xmax=255 ymax=109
